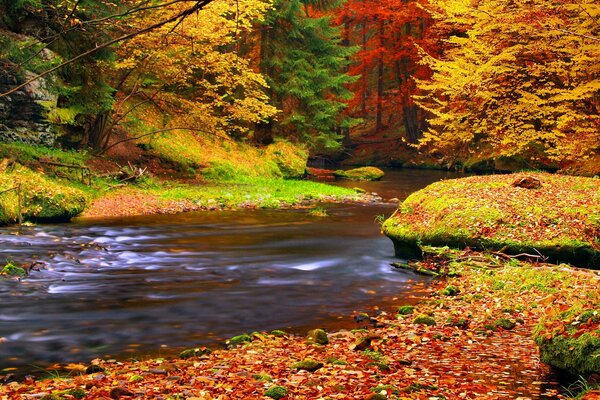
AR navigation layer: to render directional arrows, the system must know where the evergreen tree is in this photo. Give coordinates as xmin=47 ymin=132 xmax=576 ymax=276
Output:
xmin=259 ymin=0 xmax=358 ymax=152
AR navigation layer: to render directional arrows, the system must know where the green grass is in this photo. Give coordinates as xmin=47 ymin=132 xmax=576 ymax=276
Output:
xmin=0 ymin=143 xmax=88 ymax=166
xmin=157 ymin=178 xmax=359 ymax=208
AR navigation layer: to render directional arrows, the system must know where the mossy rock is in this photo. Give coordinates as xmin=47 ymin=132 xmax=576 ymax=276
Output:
xmin=382 ymin=172 xmax=600 ymax=268
xmin=291 ymin=358 xmax=323 ymax=372
xmin=413 ymin=314 xmax=436 ymax=326
xmin=333 ymin=166 xmax=385 ymax=181
xmin=264 ymin=385 xmax=288 ymax=399
xmin=534 ymin=306 xmax=600 ymax=375
xmin=227 ymin=334 xmax=252 ymax=347
xmin=441 ymin=285 xmax=459 ymax=296
xmin=0 ymin=165 xmax=86 ymax=224
xmin=306 ymin=328 xmax=329 ymax=345
xmin=397 ymin=305 xmax=415 ymax=315
xmin=494 ymin=318 xmax=516 ymax=330
xmin=128 ymin=374 xmax=144 ymax=382
xmin=179 ymin=346 xmax=211 ymax=359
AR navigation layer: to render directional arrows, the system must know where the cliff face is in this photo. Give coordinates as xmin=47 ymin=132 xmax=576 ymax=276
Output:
xmin=0 ymin=67 xmax=58 ymax=146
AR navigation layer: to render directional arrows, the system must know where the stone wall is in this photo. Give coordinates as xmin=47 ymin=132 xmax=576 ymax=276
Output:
xmin=0 ymin=66 xmax=58 ymax=146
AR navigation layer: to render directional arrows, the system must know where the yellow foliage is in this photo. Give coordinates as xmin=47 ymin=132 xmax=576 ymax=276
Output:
xmin=113 ymin=0 xmax=278 ymax=139
xmin=416 ymin=0 xmax=599 ymax=168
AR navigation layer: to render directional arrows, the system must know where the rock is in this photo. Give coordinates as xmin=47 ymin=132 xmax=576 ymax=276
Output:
xmin=291 ymin=359 xmax=324 ymax=372
xmin=179 ymin=347 xmax=211 ymax=359
xmin=333 ymin=167 xmax=385 ymax=181
xmin=353 ymin=337 xmax=372 ymax=351
xmin=512 ymin=176 xmax=542 ymax=189
xmin=382 ymin=173 xmax=600 ymax=268
xmin=264 ymin=385 xmax=288 ymax=399
xmin=109 ymin=387 xmax=134 ymax=398
xmin=0 ymin=64 xmax=59 ymax=147
xmin=354 ymin=313 xmax=371 ymax=323
xmin=227 ymin=334 xmax=252 ymax=347
xmin=413 ymin=314 xmax=436 ymax=326
xmin=441 ymin=285 xmax=459 ymax=296
xmin=306 ymin=328 xmax=329 ymax=345
xmin=494 ymin=318 xmax=516 ymax=330
xmin=85 ymin=364 xmax=105 ymax=374
xmin=396 ymin=305 xmax=415 ymax=315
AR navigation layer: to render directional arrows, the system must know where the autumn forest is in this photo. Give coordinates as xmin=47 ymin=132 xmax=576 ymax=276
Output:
xmin=0 ymin=0 xmax=599 ymax=399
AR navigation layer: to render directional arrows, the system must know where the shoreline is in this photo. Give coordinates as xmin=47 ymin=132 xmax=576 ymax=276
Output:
xmin=2 ymin=251 xmax=598 ymax=398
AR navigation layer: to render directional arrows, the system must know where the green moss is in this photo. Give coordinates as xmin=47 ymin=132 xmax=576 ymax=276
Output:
xmin=306 ymin=329 xmax=329 ymax=345
xmin=382 ymin=173 xmax=600 ymax=268
xmin=253 ymin=373 xmax=273 ymax=381
xmin=0 ymin=165 xmax=86 ymax=224
xmin=414 ymin=314 xmax=436 ymax=326
xmin=534 ymin=329 xmax=600 ymax=375
xmin=326 ymin=357 xmax=348 ymax=365
xmin=1 ymin=262 xmax=26 ymax=277
xmin=441 ymin=285 xmax=459 ymax=296
xmin=291 ymin=359 xmax=324 ymax=372
xmin=371 ymin=384 xmax=400 ymax=395
xmin=227 ymin=334 xmax=252 ymax=346
xmin=333 ymin=166 xmax=385 ymax=181
xmin=270 ymin=330 xmax=287 ymax=336
xmin=397 ymin=305 xmax=415 ymax=315
xmin=264 ymin=140 xmax=308 ymax=179
xmin=264 ymin=385 xmax=288 ymax=399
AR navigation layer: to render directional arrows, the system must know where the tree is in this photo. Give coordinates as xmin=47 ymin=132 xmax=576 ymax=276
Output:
xmin=415 ymin=0 xmax=599 ymax=168
xmin=97 ymin=0 xmax=277 ymax=149
xmin=339 ymin=0 xmax=435 ymax=142
xmin=259 ymin=0 xmax=358 ymax=151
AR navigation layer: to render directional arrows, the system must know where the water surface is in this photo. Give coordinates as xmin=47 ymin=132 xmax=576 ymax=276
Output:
xmin=0 ymin=169 xmax=456 ymax=369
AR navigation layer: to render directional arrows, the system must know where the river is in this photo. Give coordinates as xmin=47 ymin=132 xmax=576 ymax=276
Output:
xmin=0 ymin=169 xmax=459 ymax=371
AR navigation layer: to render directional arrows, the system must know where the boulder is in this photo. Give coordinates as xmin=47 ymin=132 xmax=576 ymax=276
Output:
xmin=333 ymin=166 xmax=385 ymax=181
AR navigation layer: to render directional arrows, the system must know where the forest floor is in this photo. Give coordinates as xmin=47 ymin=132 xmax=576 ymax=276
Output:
xmin=1 ymin=249 xmax=599 ymax=399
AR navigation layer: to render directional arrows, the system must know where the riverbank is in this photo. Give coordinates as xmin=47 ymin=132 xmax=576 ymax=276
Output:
xmin=383 ymin=172 xmax=600 ymax=268
xmin=0 ymin=141 xmax=376 ymax=223
xmin=1 ymin=250 xmax=598 ymax=399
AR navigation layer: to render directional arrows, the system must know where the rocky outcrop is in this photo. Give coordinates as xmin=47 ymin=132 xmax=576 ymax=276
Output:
xmin=0 ymin=32 xmax=59 ymax=146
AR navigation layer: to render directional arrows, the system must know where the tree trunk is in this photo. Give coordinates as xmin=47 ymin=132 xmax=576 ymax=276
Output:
xmin=375 ymin=18 xmax=384 ymax=133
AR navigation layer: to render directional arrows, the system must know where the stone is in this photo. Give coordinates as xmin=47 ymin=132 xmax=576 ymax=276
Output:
xmin=306 ymin=329 xmax=329 ymax=345
xmin=109 ymin=387 xmax=134 ymax=398
xmin=512 ymin=176 xmax=542 ymax=189
xmin=291 ymin=359 xmax=323 ymax=372
xmin=333 ymin=166 xmax=385 ymax=181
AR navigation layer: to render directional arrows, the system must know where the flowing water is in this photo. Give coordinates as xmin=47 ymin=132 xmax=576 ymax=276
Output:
xmin=1 ymin=169 xmax=459 ymax=370
xmin=0 ymin=169 xmax=568 ymax=398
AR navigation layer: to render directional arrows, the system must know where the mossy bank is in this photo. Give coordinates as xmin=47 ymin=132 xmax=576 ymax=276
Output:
xmin=382 ymin=172 xmax=600 ymax=268
xmin=0 ymin=141 xmax=369 ymax=224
